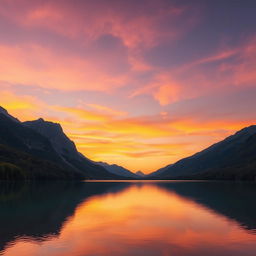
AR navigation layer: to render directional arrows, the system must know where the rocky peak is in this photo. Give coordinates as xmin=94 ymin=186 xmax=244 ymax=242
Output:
xmin=0 ymin=106 xmax=8 ymax=114
xmin=0 ymin=106 xmax=20 ymax=123
xmin=23 ymin=119 xmax=79 ymax=159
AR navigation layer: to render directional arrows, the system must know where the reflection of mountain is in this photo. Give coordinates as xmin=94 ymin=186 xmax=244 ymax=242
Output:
xmin=0 ymin=182 xmax=129 ymax=253
xmin=155 ymin=182 xmax=256 ymax=232
xmin=1 ymin=181 xmax=256 ymax=254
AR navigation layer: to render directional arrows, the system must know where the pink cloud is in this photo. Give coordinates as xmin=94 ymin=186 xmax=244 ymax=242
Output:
xmin=0 ymin=0 xmax=202 ymax=99
xmin=219 ymin=38 xmax=256 ymax=86
xmin=130 ymin=37 xmax=256 ymax=105
xmin=0 ymin=43 xmax=130 ymax=91
xmin=0 ymin=0 xmax=193 ymax=48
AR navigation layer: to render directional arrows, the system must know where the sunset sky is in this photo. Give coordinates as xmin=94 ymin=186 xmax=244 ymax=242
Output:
xmin=0 ymin=0 xmax=255 ymax=173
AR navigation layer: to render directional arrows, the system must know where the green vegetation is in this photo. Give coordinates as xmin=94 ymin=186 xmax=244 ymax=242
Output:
xmin=0 ymin=144 xmax=84 ymax=180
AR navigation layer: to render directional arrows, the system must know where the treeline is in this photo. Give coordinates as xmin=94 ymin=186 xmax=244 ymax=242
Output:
xmin=0 ymin=145 xmax=84 ymax=180
xmin=0 ymin=162 xmax=26 ymax=180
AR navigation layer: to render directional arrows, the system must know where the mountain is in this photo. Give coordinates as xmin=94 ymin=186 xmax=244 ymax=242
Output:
xmin=148 ymin=164 xmax=172 ymax=177
xmin=24 ymin=118 xmax=79 ymax=161
xmin=0 ymin=144 xmax=82 ymax=180
xmin=135 ymin=171 xmax=146 ymax=177
xmin=97 ymin=162 xmax=138 ymax=178
xmin=152 ymin=125 xmax=256 ymax=180
xmin=0 ymin=109 xmax=85 ymax=179
xmin=23 ymin=118 xmax=122 ymax=179
xmin=0 ymin=112 xmax=66 ymax=165
xmin=0 ymin=107 xmax=19 ymax=123
xmin=0 ymin=107 xmax=121 ymax=179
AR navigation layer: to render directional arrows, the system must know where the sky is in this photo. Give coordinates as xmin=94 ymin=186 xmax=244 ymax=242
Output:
xmin=0 ymin=0 xmax=256 ymax=173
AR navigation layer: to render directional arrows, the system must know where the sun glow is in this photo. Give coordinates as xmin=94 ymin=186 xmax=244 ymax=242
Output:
xmin=0 ymin=0 xmax=255 ymax=172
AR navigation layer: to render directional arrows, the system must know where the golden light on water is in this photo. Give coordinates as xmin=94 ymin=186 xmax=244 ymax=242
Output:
xmin=3 ymin=183 xmax=256 ymax=256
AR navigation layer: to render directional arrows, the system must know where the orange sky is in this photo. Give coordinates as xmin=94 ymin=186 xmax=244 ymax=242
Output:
xmin=0 ymin=0 xmax=255 ymax=173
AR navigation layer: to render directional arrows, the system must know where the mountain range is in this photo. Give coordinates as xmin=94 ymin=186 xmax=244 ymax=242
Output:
xmin=0 ymin=106 xmax=137 ymax=180
xmin=97 ymin=162 xmax=138 ymax=178
xmin=0 ymin=106 xmax=255 ymax=181
xmin=150 ymin=125 xmax=256 ymax=180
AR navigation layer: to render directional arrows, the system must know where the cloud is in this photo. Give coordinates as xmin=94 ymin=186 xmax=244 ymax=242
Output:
xmin=0 ymin=43 xmax=130 ymax=91
xmin=218 ymin=38 xmax=256 ymax=86
xmin=0 ymin=0 xmax=200 ymax=99
xmin=51 ymin=102 xmax=254 ymax=171
xmin=130 ymin=37 xmax=256 ymax=106
xmin=0 ymin=0 xmax=255 ymax=172
xmin=0 ymin=88 xmax=51 ymax=120
xmin=1 ymin=87 xmax=254 ymax=172
xmin=0 ymin=0 xmax=191 ymax=48
xmin=152 ymin=75 xmax=182 ymax=105
xmin=85 ymin=103 xmax=127 ymax=117
xmin=130 ymin=73 xmax=185 ymax=105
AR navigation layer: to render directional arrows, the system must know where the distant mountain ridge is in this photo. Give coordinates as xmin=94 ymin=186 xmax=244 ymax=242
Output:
xmin=1 ymin=106 xmax=256 ymax=181
xmin=151 ymin=125 xmax=256 ymax=180
xmin=0 ymin=107 xmax=123 ymax=180
xmin=97 ymin=162 xmax=138 ymax=178
xmin=135 ymin=171 xmax=146 ymax=177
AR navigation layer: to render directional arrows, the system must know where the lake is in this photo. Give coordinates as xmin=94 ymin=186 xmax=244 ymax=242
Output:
xmin=0 ymin=181 xmax=256 ymax=256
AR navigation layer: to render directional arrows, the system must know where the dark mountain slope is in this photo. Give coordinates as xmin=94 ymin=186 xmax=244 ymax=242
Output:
xmin=148 ymin=164 xmax=172 ymax=177
xmin=135 ymin=171 xmax=146 ymax=177
xmin=0 ymin=107 xmax=120 ymax=179
xmin=191 ymin=133 xmax=256 ymax=180
xmin=23 ymin=119 xmax=122 ymax=179
xmin=97 ymin=162 xmax=138 ymax=178
xmin=23 ymin=119 xmax=80 ymax=161
xmin=0 ymin=144 xmax=83 ymax=180
xmin=152 ymin=125 xmax=256 ymax=180
xmin=0 ymin=107 xmax=19 ymax=123
xmin=0 ymin=113 xmax=65 ymax=165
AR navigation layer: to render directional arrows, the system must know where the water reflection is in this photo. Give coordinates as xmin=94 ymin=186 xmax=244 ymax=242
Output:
xmin=0 ymin=181 xmax=129 ymax=253
xmin=157 ymin=181 xmax=256 ymax=232
xmin=0 ymin=181 xmax=256 ymax=256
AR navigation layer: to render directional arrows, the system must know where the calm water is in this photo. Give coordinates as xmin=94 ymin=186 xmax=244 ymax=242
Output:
xmin=0 ymin=181 xmax=256 ymax=256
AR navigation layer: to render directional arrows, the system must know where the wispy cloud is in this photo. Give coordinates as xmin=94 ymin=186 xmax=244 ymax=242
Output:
xmin=0 ymin=0 xmax=255 ymax=172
